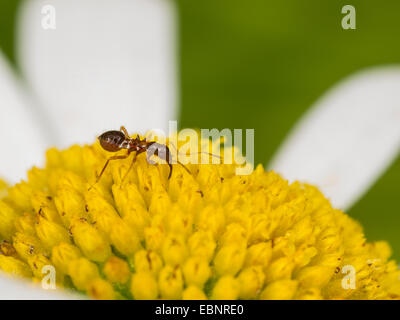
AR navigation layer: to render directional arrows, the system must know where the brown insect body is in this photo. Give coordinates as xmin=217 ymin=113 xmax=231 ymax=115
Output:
xmin=94 ymin=126 xmax=183 ymax=188
xmin=98 ymin=130 xmax=128 ymax=152
xmin=99 ymin=130 xmax=157 ymax=155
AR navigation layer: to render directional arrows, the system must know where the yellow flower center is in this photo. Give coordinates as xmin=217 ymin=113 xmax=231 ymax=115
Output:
xmin=0 ymin=134 xmax=399 ymax=300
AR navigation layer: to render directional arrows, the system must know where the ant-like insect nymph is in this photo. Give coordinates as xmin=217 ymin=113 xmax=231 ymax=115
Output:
xmin=92 ymin=126 xmax=191 ymax=188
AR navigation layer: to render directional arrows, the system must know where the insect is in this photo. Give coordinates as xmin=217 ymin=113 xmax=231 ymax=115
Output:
xmin=93 ymin=126 xmax=190 ymax=187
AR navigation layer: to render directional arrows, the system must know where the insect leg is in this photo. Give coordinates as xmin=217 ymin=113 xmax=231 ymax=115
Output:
xmin=166 ymin=163 xmax=173 ymax=179
xmin=88 ymin=153 xmax=130 ymax=191
xmin=164 ymin=145 xmax=191 ymax=179
xmin=120 ymin=149 xmax=143 ymax=185
xmin=120 ymin=126 xmax=130 ymax=138
xmin=97 ymin=154 xmax=129 ymax=182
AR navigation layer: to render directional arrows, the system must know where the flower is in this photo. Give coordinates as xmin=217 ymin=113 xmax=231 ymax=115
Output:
xmin=1 ymin=0 xmax=400 ymax=299
xmin=0 ymin=0 xmax=176 ymax=297
xmin=0 ymin=135 xmax=399 ymax=300
xmin=0 ymin=0 xmax=176 ymax=184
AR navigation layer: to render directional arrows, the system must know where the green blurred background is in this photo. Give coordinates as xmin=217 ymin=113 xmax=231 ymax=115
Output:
xmin=1 ymin=0 xmax=399 ymax=259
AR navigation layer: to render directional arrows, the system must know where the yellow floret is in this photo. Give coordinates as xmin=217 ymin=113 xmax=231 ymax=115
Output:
xmin=0 ymin=134 xmax=398 ymax=300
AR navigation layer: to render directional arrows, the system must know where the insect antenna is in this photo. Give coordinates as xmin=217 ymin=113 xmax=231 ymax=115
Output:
xmin=176 ymin=160 xmax=192 ymax=175
xmin=167 ymin=141 xmax=223 ymax=163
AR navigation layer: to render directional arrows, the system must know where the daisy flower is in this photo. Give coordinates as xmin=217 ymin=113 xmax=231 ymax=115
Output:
xmin=1 ymin=0 xmax=400 ymax=299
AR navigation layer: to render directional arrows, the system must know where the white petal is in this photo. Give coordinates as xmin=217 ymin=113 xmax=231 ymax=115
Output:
xmin=0 ymin=51 xmax=49 ymax=184
xmin=0 ymin=274 xmax=81 ymax=299
xmin=268 ymin=66 xmax=400 ymax=210
xmin=18 ymin=0 xmax=177 ymax=148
